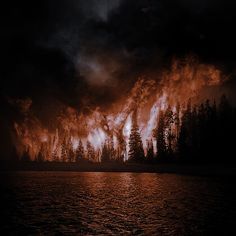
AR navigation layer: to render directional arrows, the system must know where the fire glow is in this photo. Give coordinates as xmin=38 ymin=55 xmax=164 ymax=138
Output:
xmin=12 ymin=59 xmax=225 ymax=162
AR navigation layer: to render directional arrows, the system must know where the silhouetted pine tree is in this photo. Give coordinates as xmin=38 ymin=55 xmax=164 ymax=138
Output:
xmin=218 ymin=94 xmax=233 ymax=162
xmin=128 ymin=110 xmax=144 ymax=162
xmin=109 ymin=138 xmax=116 ymax=161
xmin=175 ymin=102 xmax=181 ymax=139
xmin=146 ymin=140 xmax=154 ymax=163
xmin=75 ymin=140 xmax=84 ymax=162
xmin=116 ymin=131 xmax=126 ymax=162
xmin=165 ymin=106 xmax=175 ymax=157
xmin=202 ymin=100 xmax=217 ymax=162
xmin=101 ymin=142 xmax=110 ymax=163
xmin=116 ymin=147 xmax=125 ymax=162
xmin=68 ymin=139 xmax=74 ymax=162
xmin=86 ymin=141 xmax=96 ymax=162
xmin=191 ymin=104 xmax=199 ymax=159
xmin=21 ymin=148 xmax=31 ymax=162
xmin=156 ymin=110 xmax=167 ymax=160
xmin=36 ymin=146 xmax=44 ymax=162
xmin=95 ymin=149 xmax=101 ymax=162
xmin=178 ymin=100 xmax=192 ymax=161
xmin=61 ymin=139 xmax=67 ymax=162
xmin=10 ymin=146 xmax=19 ymax=162
xmin=176 ymin=96 xmax=236 ymax=164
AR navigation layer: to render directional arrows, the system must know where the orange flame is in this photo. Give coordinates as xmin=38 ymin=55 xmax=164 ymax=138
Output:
xmin=12 ymin=58 xmax=226 ymax=161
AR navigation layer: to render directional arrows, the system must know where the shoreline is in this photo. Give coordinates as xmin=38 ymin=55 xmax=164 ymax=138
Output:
xmin=1 ymin=161 xmax=236 ymax=177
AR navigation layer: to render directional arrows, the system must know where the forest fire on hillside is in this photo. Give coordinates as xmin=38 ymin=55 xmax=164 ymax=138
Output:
xmin=12 ymin=59 xmax=225 ymax=162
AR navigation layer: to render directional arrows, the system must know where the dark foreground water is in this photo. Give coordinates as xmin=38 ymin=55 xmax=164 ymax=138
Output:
xmin=1 ymin=172 xmax=236 ymax=235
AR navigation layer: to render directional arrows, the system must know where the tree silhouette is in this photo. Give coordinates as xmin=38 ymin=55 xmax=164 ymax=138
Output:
xmin=218 ymin=94 xmax=233 ymax=162
xmin=61 ymin=139 xmax=67 ymax=162
xmin=36 ymin=146 xmax=44 ymax=162
xmin=67 ymin=139 xmax=74 ymax=162
xmin=86 ymin=141 xmax=96 ymax=162
xmin=21 ymin=148 xmax=31 ymax=162
xmin=17 ymin=95 xmax=236 ymax=165
xmin=75 ymin=140 xmax=85 ymax=162
xmin=178 ymin=99 xmax=193 ymax=161
xmin=128 ymin=110 xmax=144 ymax=162
xmin=165 ymin=106 xmax=175 ymax=157
xmin=116 ymin=131 xmax=126 ymax=162
xmin=146 ymin=139 xmax=154 ymax=163
xmin=10 ymin=146 xmax=19 ymax=162
xmin=101 ymin=142 xmax=110 ymax=163
xmin=155 ymin=110 xmax=167 ymax=160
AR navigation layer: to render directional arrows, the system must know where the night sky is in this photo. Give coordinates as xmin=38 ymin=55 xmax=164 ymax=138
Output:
xmin=1 ymin=0 xmax=236 ymax=157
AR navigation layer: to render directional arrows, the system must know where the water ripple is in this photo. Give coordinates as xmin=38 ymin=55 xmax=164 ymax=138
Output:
xmin=1 ymin=172 xmax=236 ymax=235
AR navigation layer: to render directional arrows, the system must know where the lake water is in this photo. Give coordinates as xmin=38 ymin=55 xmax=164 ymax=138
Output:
xmin=1 ymin=172 xmax=236 ymax=235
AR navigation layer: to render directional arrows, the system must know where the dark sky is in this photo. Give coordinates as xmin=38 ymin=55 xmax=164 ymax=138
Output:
xmin=1 ymin=0 xmax=236 ymax=103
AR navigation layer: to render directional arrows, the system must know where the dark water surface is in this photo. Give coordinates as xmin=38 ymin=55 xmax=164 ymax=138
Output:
xmin=1 ymin=172 xmax=236 ymax=235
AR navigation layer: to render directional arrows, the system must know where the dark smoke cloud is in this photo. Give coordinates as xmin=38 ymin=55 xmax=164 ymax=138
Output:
xmin=1 ymin=0 xmax=236 ymax=117
xmin=1 ymin=0 xmax=236 ymax=104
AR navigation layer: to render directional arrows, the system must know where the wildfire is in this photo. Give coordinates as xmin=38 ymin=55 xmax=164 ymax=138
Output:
xmin=12 ymin=58 xmax=225 ymax=162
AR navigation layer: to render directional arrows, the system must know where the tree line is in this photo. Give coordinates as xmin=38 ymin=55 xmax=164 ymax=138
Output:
xmin=18 ymin=95 xmax=236 ymax=165
xmin=128 ymin=94 xmax=236 ymax=164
